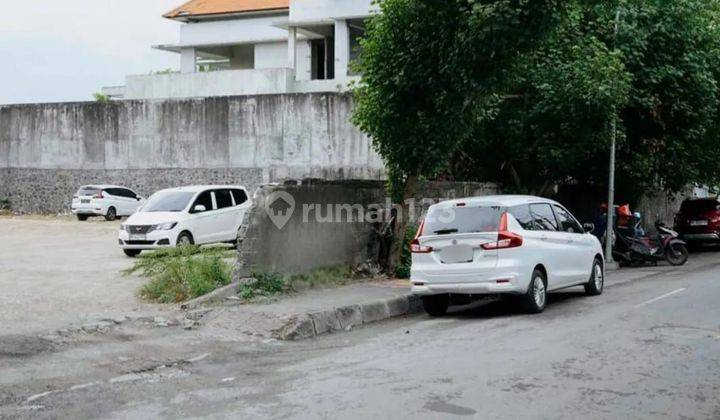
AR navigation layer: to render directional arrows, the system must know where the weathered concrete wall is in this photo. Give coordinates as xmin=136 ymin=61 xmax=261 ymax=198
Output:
xmin=0 ymin=93 xmax=384 ymax=213
xmin=235 ymin=179 xmax=501 ymax=276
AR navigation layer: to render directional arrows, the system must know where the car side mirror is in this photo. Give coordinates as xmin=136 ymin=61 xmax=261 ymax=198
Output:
xmin=583 ymin=223 xmax=595 ymax=233
xmin=193 ymin=204 xmax=206 ymax=213
xmin=136 ymin=196 xmax=143 ymax=201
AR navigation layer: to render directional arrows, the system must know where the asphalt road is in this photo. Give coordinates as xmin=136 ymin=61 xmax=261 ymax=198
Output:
xmin=2 ymin=253 xmax=720 ymax=419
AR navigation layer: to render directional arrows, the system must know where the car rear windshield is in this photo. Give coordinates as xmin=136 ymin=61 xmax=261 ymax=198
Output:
xmin=423 ymin=205 xmax=505 ymax=235
xmin=77 ymin=187 xmax=101 ymax=196
xmin=142 ymin=191 xmax=196 ymax=212
xmin=680 ymin=199 xmax=720 ymax=214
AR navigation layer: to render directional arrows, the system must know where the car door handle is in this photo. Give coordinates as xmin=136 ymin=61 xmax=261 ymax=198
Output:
xmin=540 ymin=235 xmax=549 ymax=241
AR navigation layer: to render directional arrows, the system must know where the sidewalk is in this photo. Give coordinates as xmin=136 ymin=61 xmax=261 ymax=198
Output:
xmin=199 ymin=280 xmax=420 ymax=340
xmin=193 ymin=252 xmax=720 ymax=341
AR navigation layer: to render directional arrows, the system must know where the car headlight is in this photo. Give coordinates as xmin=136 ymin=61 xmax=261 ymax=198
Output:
xmin=153 ymin=222 xmax=178 ymax=231
xmin=120 ymin=224 xmax=127 ymax=232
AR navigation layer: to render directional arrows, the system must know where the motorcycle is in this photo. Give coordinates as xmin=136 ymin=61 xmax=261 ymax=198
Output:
xmin=612 ymin=218 xmax=689 ymax=267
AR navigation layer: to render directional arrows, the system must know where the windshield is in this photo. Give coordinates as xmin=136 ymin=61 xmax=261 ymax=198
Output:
xmin=77 ymin=186 xmax=101 ymax=196
xmin=423 ymin=205 xmax=505 ymax=235
xmin=680 ymin=199 xmax=720 ymax=214
xmin=141 ymin=191 xmax=196 ymax=213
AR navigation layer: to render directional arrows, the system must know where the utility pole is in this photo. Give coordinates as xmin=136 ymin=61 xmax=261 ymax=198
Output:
xmin=605 ymin=8 xmax=622 ymax=266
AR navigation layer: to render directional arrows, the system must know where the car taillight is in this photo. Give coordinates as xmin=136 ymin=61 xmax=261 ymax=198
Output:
xmin=93 ymin=192 xmax=103 ymax=199
xmin=410 ymin=219 xmax=433 ymax=254
xmin=482 ymin=212 xmax=523 ymax=250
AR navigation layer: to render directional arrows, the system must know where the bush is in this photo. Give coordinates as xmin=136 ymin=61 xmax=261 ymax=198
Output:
xmin=240 ymin=272 xmax=286 ymax=300
xmin=125 ymin=246 xmax=234 ymax=303
xmin=240 ymin=265 xmax=353 ymax=300
xmin=0 ymin=197 xmax=10 ymax=211
xmin=395 ymin=224 xmax=419 ymax=279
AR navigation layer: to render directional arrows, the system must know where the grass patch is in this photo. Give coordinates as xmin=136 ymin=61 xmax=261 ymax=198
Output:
xmin=125 ymin=246 xmax=235 ymax=303
xmin=0 ymin=197 xmax=10 ymax=213
xmin=240 ymin=265 xmax=353 ymax=301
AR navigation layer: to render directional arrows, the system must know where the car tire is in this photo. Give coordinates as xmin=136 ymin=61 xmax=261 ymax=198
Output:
xmin=523 ymin=269 xmax=547 ymax=314
xmin=104 ymin=207 xmax=117 ymax=221
xmin=77 ymin=214 xmax=89 ymax=221
xmin=177 ymin=231 xmax=194 ymax=247
xmin=422 ymin=295 xmax=450 ymax=317
xmin=584 ymin=258 xmax=604 ymax=296
xmin=123 ymin=249 xmax=141 ymax=258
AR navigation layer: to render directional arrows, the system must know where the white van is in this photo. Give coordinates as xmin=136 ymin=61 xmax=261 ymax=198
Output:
xmin=118 ymin=185 xmax=251 ymax=257
xmin=411 ymin=195 xmax=604 ymax=315
xmin=71 ymin=185 xmax=144 ymax=221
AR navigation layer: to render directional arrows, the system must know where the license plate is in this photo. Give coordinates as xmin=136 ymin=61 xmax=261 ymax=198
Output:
xmin=129 ymin=234 xmax=146 ymax=241
xmin=81 ymin=199 xmax=90 ymax=204
xmin=439 ymin=245 xmax=475 ymax=264
xmin=690 ymin=220 xmax=708 ymax=226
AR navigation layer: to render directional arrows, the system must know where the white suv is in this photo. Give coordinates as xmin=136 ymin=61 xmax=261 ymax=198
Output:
xmin=411 ymin=195 xmax=604 ymax=315
xmin=118 ymin=185 xmax=251 ymax=257
xmin=72 ymin=185 xmax=144 ymax=221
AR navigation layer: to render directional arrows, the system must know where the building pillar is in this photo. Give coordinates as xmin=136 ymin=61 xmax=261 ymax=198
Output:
xmin=180 ymin=48 xmax=197 ymax=73
xmin=334 ymin=19 xmax=349 ymax=79
xmin=287 ymin=26 xmax=297 ymax=72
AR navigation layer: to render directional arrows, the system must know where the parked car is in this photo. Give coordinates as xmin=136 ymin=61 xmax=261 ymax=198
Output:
xmin=673 ymin=197 xmax=720 ymax=247
xmin=411 ymin=195 xmax=604 ymax=316
xmin=72 ymin=185 xmax=144 ymax=221
xmin=118 ymin=185 xmax=251 ymax=257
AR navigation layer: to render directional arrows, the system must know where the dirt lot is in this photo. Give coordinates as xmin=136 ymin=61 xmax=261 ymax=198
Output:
xmin=0 ymin=216 xmax=168 ymax=336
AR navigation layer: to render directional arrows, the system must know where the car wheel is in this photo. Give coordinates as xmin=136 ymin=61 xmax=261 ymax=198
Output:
xmin=422 ymin=295 xmax=450 ymax=317
xmin=123 ymin=249 xmax=141 ymax=258
xmin=523 ymin=269 xmax=547 ymax=313
xmin=77 ymin=214 xmax=89 ymax=221
xmin=584 ymin=258 xmax=604 ymax=296
xmin=177 ymin=232 xmax=194 ymax=247
xmin=104 ymin=207 xmax=117 ymax=221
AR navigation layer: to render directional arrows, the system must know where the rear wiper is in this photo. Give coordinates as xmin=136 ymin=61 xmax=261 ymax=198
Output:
xmin=434 ymin=229 xmax=459 ymax=235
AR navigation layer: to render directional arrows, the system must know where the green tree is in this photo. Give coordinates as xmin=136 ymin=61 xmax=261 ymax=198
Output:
xmin=353 ymin=0 xmax=573 ymax=272
xmin=452 ymin=0 xmax=720 ymax=199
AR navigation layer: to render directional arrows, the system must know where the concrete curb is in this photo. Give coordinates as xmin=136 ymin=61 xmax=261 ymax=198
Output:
xmin=180 ymin=278 xmax=254 ymax=310
xmin=272 ymin=294 xmax=422 ymax=341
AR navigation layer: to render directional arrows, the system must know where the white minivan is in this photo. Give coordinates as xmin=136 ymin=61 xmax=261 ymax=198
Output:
xmin=72 ymin=185 xmax=144 ymax=221
xmin=118 ymin=185 xmax=251 ymax=257
xmin=411 ymin=195 xmax=604 ymax=315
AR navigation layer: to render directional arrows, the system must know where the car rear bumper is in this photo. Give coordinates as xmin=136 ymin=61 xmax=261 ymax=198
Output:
xmin=681 ymin=233 xmax=720 ymax=242
xmin=72 ymin=208 xmax=104 ymax=215
xmin=411 ymin=281 xmax=524 ymax=295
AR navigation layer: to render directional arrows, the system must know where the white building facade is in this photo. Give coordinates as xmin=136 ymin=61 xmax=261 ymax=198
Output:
xmin=103 ymin=0 xmax=377 ymax=100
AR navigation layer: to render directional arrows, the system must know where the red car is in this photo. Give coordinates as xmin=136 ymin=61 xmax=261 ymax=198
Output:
xmin=674 ymin=198 xmax=720 ymax=246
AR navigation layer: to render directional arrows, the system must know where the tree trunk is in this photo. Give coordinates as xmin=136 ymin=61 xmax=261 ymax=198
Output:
xmin=387 ymin=174 xmax=419 ymax=275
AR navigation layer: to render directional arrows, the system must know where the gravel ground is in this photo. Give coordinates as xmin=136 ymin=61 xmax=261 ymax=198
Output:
xmin=0 ymin=216 xmax=169 ymax=336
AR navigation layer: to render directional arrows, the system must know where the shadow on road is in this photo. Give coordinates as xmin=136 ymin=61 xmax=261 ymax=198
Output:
xmin=440 ymin=290 xmax=589 ymax=320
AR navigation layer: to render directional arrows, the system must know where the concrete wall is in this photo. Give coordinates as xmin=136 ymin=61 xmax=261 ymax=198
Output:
xmin=180 ymin=14 xmax=290 ymax=46
xmin=236 ymin=179 xmax=501 ymax=276
xmin=289 ymin=0 xmax=377 ymax=21
xmin=0 ymin=94 xmax=384 ymax=213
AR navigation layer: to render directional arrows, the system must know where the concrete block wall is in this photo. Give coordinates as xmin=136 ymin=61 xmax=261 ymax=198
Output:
xmin=235 ymin=179 xmax=501 ymax=276
xmin=0 ymin=93 xmax=384 ymax=213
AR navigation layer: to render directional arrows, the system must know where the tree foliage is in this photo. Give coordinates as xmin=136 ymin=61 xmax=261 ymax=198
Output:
xmin=353 ymin=0 xmax=574 ymax=270
xmin=452 ymin=0 xmax=720 ymax=196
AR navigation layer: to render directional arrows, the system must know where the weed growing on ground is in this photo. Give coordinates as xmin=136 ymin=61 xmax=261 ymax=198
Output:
xmin=125 ymin=246 xmax=235 ymax=303
xmin=241 ymin=265 xmax=353 ymax=301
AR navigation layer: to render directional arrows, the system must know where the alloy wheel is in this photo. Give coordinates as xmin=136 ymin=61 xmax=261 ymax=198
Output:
xmin=594 ymin=263 xmax=604 ymax=291
xmin=534 ymin=276 xmax=546 ymax=308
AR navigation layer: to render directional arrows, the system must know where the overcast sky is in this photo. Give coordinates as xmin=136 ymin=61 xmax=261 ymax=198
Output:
xmin=0 ymin=0 xmax=182 ymax=104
